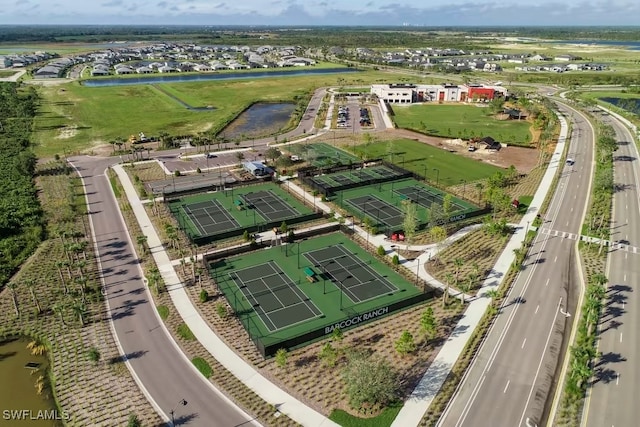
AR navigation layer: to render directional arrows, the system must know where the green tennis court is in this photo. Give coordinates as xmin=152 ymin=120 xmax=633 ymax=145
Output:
xmin=310 ymin=165 xmax=406 ymax=192
xmin=168 ymin=183 xmax=318 ymax=244
xmin=208 ymin=232 xmax=431 ymax=357
xmin=289 ymin=142 xmax=360 ymax=167
xmin=229 ymin=261 xmax=322 ymax=332
xmin=334 ymin=178 xmax=479 ymax=231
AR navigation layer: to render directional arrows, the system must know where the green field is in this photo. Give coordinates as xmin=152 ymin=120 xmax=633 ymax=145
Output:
xmin=32 ymin=70 xmax=394 ymax=158
xmin=392 ymin=104 xmax=532 ymax=145
xmin=0 ymin=70 xmax=18 ymax=78
xmin=169 ymin=183 xmax=314 ymax=241
xmin=352 ymin=138 xmax=503 ymax=187
xmin=210 ymin=233 xmax=425 ymax=351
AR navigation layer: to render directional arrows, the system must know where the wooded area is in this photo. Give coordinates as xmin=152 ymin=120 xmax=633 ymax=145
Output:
xmin=0 ymin=82 xmax=43 ymax=288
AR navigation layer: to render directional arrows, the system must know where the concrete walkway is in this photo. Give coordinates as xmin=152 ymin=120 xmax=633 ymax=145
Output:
xmin=112 ymin=164 xmax=340 ymax=427
xmin=389 ymin=112 xmax=569 ymax=427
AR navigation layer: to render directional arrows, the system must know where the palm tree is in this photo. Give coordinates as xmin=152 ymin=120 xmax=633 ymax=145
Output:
xmin=53 ymin=301 xmax=67 ymax=326
xmin=453 ymin=257 xmax=465 ymax=285
xmin=24 ymin=279 xmax=42 ymax=315
xmin=6 ymin=282 xmax=20 ymax=316
xmin=75 ymin=277 xmax=88 ymax=304
xmin=485 ymin=289 xmax=500 ymax=300
xmin=71 ymin=299 xmax=86 ymax=326
xmin=136 ymin=235 xmax=148 ymax=255
xmin=443 ymin=273 xmax=454 ymax=307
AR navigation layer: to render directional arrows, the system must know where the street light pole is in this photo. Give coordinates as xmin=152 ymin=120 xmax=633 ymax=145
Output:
xmin=169 ymin=399 xmax=188 ymax=426
xmin=433 ymin=168 xmax=440 ymax=186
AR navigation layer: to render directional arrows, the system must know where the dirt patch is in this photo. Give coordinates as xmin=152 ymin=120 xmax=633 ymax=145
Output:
xmin=55 ymin=125 xmax=78 ymax=139
xmin=379 ymin=128 xmax=539 ymax=173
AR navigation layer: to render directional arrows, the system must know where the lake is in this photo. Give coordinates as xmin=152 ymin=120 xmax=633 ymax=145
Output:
xmin=220 ymin=102 xmax=296 ymax=140
xmin=82 ymin=67 xmax=360 ymax=87
xmin=0 ymin=338 xmax=62 ymax=426
xmin=600 ymin=97 xmax=640 ymax=114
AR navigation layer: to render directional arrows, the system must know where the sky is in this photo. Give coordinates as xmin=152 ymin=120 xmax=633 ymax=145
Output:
xmin=1 ymin=0 xmax=639 ymax=26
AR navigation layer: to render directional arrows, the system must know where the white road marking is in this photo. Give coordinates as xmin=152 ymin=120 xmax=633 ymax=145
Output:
xmin=522 ymin=338 xmax=527 ymax=349
xmin=504 ymin=380 xmax=510 ymax=394
xmin=535 ymin=305 xmax=540 ymax=314
xmin=545 ymin=278 xmax=550 ymax=287
xmin=554 ymin=256 xmax=558 ymax=263
xmin=566 ymin=221 xmax=570 ymax=227
xmin=624 ymin=274 xmax=627 ymax=282
xmin=620 ymin=333 xmax=623 ymax=343
xmin=622 ymin=301 xmax=625 ymax=310
xmin=617 ymin=373 xmax=620 ymax=386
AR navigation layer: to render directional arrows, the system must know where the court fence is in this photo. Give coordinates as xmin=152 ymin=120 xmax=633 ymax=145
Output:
xmin=202 ymin=222 xmax=341 ymax=263
xmin=254 ymin=290 xmax=436 ymax=357
xmin=299 ymin=159 xmax=413 ymax=196
xmin=180 ymin=210 xmax=326 ymax=246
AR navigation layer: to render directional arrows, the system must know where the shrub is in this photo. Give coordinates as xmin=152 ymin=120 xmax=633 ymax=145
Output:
xmin=174 ymin=170 xmax=181 ymax=177
xmin=377 ymin=245 xmax=386 ymax=256
xmin=157 ymin=305 xmax=169 ymax=320
xmin=199 ymin=289 xmax=209 ymax=303
xmin=394 ymin=331 xmax=416 ymax=355
xmin=87 ymin=347 xmax=101 ymax=364
xmin=192 ymin=357 xmax=213 ymax=378
xmin=196 ymin=167 xmax=202 ymax=174
xmin=275 ymin=348 xmax=289 ymax=369
xmin=392 ymin=255 xmax=400 ymax=265
xmin=127 ymin=413 xmax=142 ymax=427
xmin=176 ymin=323 xmax=196 ymax=341
xmin=216 ymin=302 xmax=228 ymax=319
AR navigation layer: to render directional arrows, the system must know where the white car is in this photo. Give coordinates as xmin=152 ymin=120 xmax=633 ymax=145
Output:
xmin=566 ymin=158 xmax=575 ymax=165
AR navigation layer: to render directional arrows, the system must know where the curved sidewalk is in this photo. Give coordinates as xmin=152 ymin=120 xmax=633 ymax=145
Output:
xmin=112 ymin=164 xmax=339 ymax=427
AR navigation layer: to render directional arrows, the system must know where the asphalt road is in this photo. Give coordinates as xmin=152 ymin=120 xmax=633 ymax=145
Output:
xmin=438 ymin=103 xmax=595 ymax=427
xmin=63 ymin=88 xmax=331 ymax=425
xmin=70 ymin=155 xmax=259 ymax=426
xmin=583 ymin=112 xmax=640 ymax=427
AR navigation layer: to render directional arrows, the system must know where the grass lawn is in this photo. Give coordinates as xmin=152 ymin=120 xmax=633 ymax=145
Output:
xmin=392 ymin=104 xmax=532 ymax=145
xmin=329 ymin=404 xmax=403 ymax=427
xmin=354 ymin=138 xmax=503 ymax=187
xmin=32 ymin=70 xmax=394 ymax=158
xmin=0 ymin=70 xmax=18 ymax=78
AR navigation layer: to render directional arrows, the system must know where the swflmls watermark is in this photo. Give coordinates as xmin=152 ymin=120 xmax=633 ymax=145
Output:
xmin=2 ymin=409 xmax=70 ymax=421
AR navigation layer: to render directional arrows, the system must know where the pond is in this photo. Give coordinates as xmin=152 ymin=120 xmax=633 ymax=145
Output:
xmin=82 ymin=67 xmax=360 ymax=87
xmin=220 ymin=102 xmax=296 ymax=140
xmin=600 ymin=97 xmax=640 ymax=114
xmin=0 ymin=338 xmax=62 ymax=426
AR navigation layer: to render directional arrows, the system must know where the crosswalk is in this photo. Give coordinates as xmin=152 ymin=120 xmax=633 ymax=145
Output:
xmin=538 ymin=227 xmax=640 ymax=254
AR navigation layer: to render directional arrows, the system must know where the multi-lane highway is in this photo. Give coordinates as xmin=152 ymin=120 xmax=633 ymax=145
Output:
xmin=583 ymin=112 xmax=640 ymax=427
xmin=438 ymin=103 xmax=595 ymax=427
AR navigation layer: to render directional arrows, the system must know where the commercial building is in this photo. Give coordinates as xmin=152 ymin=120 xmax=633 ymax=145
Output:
xmin=370 ymin=83 xmax=508 ymax=104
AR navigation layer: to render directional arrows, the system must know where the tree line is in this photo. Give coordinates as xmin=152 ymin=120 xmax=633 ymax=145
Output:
xmin=0 ymin=82 xmax=44 ymax=288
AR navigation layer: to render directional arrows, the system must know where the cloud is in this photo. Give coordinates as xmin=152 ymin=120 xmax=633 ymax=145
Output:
xmin=2 ymin=0 xmax=640 ymax=25
xmin=100 ymin=0 xmax=123 ymax=6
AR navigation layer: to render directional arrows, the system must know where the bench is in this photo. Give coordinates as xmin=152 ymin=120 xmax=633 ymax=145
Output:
xmin=303 ymin=266 xmax=316 ymax=283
